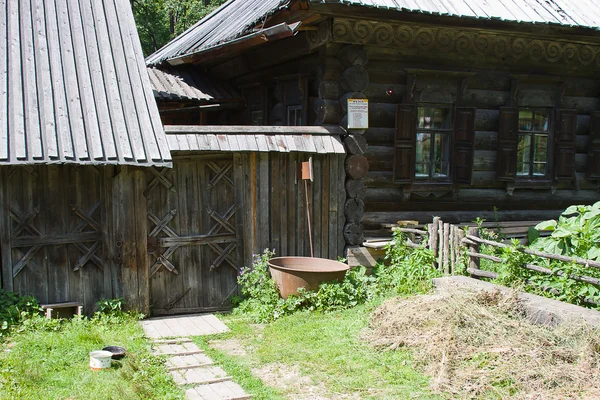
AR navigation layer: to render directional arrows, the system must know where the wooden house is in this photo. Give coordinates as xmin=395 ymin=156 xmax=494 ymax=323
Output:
xmin=148 ymin=0 xmax=600 ymax=251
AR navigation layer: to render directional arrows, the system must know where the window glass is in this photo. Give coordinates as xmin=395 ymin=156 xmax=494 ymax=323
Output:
xmin=251 ymin=110 xmax=264 ymax=126
xmin=415 ymin=132 xmax=431 ymax=178
xmin=433 ymin=134 xmax=450 ymax=178
xmin=415 ymin=106 xmax=452 ymax=180
xmin=517 ymin=134 xmax=531 ymax=176
xmin=417 ymin=108 xmax=452 ymax=130
xmin=517 ymin=109 xmax=550 ymax=178
xmin=287 ymin=106 xmax=303 ymax=126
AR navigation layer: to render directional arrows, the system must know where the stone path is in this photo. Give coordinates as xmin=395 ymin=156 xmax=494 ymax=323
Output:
xmin=142 ymin=316 xmax=251 ymax=400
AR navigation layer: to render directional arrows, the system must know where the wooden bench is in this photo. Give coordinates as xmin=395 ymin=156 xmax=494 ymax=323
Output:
xmin=41 ymin=302 xmax=83 ymax=319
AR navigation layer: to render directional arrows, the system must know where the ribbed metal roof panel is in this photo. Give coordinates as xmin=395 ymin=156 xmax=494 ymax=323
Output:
xmin=149 ymin=67 xmax=240 ymax=103
xmin=0 ymin=0 xmax=172 ymax=166
xmin=146 ymin=0 xmax=291 ymax=66
xmin=310 ymin=0 xmax=600 ymax=28
xmin=165 ymin=126 xmax=346 ymax=154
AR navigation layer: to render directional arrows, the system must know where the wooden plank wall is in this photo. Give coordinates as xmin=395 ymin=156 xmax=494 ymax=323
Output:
xmin=0 ymin=165 xmax=150 ymax=314
xmin=358 ymin=47 xmax=600 ymax=234
xmin=235 ymin=152 xmax=346 ymax=267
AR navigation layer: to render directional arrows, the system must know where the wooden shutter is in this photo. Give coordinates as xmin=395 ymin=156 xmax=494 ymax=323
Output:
xmin=496 ymin=107 xmax=519 ymax=181
xmin=393 ymin=104 xmax=416 ymax=183
xmin=554 ymin=109 xmax=577 ymax=181
xmin=587 ymin=111 xmax=600 ymax=180
xmin=453 ymin=107 xmax=476 ymax=184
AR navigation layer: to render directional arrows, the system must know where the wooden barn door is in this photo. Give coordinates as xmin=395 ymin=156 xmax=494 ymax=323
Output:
xmin=145 ymin=156 xmax=240 ymax=316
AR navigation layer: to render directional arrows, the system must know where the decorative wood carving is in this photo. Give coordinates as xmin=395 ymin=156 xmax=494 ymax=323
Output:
xmin=332 ymin=18 xmax=600 ymax=68
xmin=307 ymin=19 xmax=332 ymax=50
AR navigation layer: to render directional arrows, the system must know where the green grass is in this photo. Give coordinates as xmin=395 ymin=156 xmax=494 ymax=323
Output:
xmin=200 ymin=302 xmax=441 ymax=400
xmin=0 ymin=316 xmax=183 ymax=400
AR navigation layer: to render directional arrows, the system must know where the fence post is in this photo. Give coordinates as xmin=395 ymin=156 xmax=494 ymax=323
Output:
xmin=431 ymin=217 xmax=440 ymax=269
xmin=443 ymin=223 xmax=450 ymax=274
xmin=467 ymin=226 xmax=480 ymax=275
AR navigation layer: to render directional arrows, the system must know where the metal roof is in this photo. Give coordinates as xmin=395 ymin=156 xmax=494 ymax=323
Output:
xmin=0 ymin=0 xmax=172 ymax=166
xmin=148 ymin=67 xmax=240 ymax=103
xmin=165 ymin=126 xmax=346 ymax=154
xmin=146 ymin=0 xmax=291 ymax=66
xmin=310 ymin=0 xmax=600 ymax=29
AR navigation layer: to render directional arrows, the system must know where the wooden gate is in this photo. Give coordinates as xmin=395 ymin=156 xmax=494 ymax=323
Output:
xmin=145 ymin=156 xmax=240 ymax=315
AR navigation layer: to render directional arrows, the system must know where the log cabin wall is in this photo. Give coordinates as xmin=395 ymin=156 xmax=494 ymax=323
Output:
xmin=235 ymin=152 xmax=346 ymax=267
xmin=0 ymin=165 xmax=150 ymax=314
xmin=320 ymin=17 xmax=600 ymax=236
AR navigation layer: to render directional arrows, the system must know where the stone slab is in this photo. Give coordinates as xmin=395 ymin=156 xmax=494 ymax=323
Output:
xmin=433 ymin=276 xmax=600 ymax=327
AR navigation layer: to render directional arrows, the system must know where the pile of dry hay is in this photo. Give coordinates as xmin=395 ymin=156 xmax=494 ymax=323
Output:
xmin=366 ymin=289 xmax=600 ymax=399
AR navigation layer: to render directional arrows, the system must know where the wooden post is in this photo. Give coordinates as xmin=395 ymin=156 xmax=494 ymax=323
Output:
xmin=431 ymin=217 xmax=440 ymax=268
xmin=438 ymin=219 xmax=443 ymax=270
xmin=467 ymin=226 xmax=481 ymax=276
xmin=443 ymin=223 xmax=450 ymax=274
xmin=449 ymin=225 xmax=455 ymax=275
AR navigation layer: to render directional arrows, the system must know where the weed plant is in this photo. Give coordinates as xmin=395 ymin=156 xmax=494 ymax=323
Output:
xmin=234 ymin=229 xmax=440 ymax=323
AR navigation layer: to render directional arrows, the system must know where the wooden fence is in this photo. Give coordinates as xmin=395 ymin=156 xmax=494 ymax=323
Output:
xmin=392 ymin=218 xmax=600 ymax=296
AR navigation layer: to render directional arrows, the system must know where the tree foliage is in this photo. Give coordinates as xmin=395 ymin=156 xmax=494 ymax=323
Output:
xmin=131 ymin=0 xmax=226 ymax=56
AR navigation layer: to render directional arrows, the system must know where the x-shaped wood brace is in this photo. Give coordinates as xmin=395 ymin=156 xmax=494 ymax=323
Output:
xmin=10 ymin=207 xmax=43 ymax=277
xmin=144 ymin=167 xmax=176 ymax=196
xmin=71 ymin=202 xmax=103 ymax=271
xmin=207 ymin=161 xmax=234 ymax=189
xmin=148 ymin=210 xmax=180 ymax=277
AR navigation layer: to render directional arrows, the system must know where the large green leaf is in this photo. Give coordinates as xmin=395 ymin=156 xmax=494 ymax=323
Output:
xmin=551 ymin=227 xmax=573 ymax=238
xmin=535 ymin=220 xmax=557 ymax=231
xmin=587 ymin=247 xmax=600 ymax=261
xmin=562 ymin=205 xmax=580 ymax=216
xmin=527 ymin=227 xmax=540 ymax=244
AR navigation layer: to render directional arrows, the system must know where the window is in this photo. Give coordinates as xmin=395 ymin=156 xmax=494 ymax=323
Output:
xmin=415 ymin=107 xmax=452 ymax=180
xmin=287 ymin=105 xmax=303 ymax=126
xmin=251 ymin=110 xmax=264 ymax=126
xmin=517 ymin=110 xmax=550 ymax=178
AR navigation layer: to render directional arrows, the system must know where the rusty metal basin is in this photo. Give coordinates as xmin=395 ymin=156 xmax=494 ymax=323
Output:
xmin=268 ymin=257 xmax=350 ymax=299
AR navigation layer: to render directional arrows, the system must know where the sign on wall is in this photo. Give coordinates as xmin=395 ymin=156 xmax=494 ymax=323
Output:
xmin=347 ymin=99 xmax=369 ymax=129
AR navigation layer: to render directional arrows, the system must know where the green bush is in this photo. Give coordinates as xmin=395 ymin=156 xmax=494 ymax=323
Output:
xmin=475 ymin=201 xmax=600 ymax=307
xmin=0 ymin=289 xmax=41 ymax=338
xmin=234 ymin=233 xmax=439 ymax=323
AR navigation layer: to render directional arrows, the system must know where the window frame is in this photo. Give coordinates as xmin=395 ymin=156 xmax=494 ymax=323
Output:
xmin=516 ymin=108 xmax=552 ymax=180
xmin=414 ymin=104 xmax=454 ymax=182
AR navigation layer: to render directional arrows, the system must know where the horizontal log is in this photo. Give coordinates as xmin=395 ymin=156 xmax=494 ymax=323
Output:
xmin=338 ymin=45 xmax=369 ymax=67
xmin=318 ymin=56 xmax=344 ymax=81
xmin=467 ymin=251 xmax=502 ymax=262
xmin=344 ymin=222 xmax=365 ymax=246
xmin=561 ymin=96 xmax=600 ymax=115
xmin=398 ymin=227 xmax=428 ymax=235
xmin=158 ymin=234 xmax=236 ymax=247
xmin=365 ymin=60 xmax=407 ymax=84
xmin=345 ymin=198 xmax=365 ymax=222
xmin=314 ymin=99 xmax=344 ymax=125
xmin=363 ymin=210 xmax=563 ymax=228
xmin=12 ymin=232 xmax=101 ymax=247
xmin=340 ymin=65 xmax=369 ymax=92
xmin=318 ymin=80 xmax=344 ymax=100
xmin=344 ymin=134 xmax=368 ymax=155
xmin=346 ymin=154 xmax=369 ymax=180
xmin=364 ymin=127 xmax=394 ymax=145
xmin=346 ymin=179 xmax=367 ymax=199
xmin=461 ymin=89 xmax=510 ymax=109
xmin=465 ymin=234 xmax=600 ymax=269
xmin=467 ymin=268 xmax=498 ymax=279
xmin=363 ymin=83 xmax=406 ymax=103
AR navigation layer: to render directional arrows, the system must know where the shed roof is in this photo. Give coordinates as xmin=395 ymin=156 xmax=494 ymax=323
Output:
xmin=1 ymin=0 xmax=172 ymax=166
xmin=312 ymin=0 xmax=600 ymax=29
xmin=165 ymin=126 xmax=346 ymax=154
xmin=149 ymin=67 xmax=241 ymax=104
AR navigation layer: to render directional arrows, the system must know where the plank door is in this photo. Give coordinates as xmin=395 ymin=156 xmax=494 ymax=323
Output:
xmin=146 ymin=157 xmax=240 ymax=315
